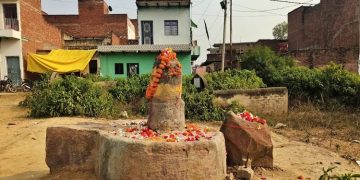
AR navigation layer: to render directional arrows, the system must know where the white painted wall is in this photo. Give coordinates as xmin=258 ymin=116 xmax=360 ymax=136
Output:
xmin=0 ymin=38 xmax=23 ymax=80
xmin=127 ymin=18 xmax=136 ymax=40
xmin=138 ymin=7 xmax=190 ymax=45
xmin=0 ymin=0 xmax=23 ymax=80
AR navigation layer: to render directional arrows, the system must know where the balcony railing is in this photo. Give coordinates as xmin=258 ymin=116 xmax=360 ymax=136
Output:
xmin=4 ymin=18 xmax=19 ymax=31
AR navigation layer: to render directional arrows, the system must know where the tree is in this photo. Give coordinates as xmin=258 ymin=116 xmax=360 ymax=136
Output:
xmin=272 ymin=21 xmax=288 ymax=40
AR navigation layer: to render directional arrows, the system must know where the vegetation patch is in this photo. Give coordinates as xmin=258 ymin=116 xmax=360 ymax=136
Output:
xmin=22 ymin=74 xmax=113 ymax=118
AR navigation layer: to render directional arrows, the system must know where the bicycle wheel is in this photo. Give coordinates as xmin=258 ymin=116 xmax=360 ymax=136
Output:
xmin=5 ymin=84 xmax=17 ymax=93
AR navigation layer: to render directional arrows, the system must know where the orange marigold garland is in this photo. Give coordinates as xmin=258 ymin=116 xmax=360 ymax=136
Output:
xmin=145 ymin=48 xmax=182 ymax=100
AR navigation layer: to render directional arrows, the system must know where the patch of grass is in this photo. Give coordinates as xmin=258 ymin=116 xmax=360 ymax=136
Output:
xmin=273 ymin=104 xmax=360 ymax=139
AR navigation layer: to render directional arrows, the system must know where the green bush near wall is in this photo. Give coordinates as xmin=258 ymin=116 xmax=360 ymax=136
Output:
xmin=241 ymin=45 xmax=294 ymax=85
xmin=271 ymin=64 xmax=360 ymax=107
xmin=240 ymin=46 xmax=360 ymax=108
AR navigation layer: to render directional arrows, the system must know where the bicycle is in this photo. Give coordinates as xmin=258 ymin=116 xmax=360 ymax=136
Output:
xmin=0 ymin=76 xmax=17 ymax=93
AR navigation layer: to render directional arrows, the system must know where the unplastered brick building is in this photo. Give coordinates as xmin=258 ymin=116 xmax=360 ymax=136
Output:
xmin=288 ymin=0 xmax=360 ymax=73
xmin=44 ymin=0 xmax=137 ymax=49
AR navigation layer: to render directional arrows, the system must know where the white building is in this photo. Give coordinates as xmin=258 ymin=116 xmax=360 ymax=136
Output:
xmin=137 ymin=0 xmax=191 ymax=45
xmin=0 ymin=0 xmax=23 ymax=85
xmin=136 ymin=0 xmax=199 ymax=63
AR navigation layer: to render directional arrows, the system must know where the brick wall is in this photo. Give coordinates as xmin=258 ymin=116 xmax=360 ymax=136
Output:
xmin=44 ymin=0 xmax=132 ymax=44
xmin=213 ymin=88 xmax=288 ymax=117
xmin=20 ymin=0 xmax=63 ymax=78
xmin=288 ymin=0 xmax=359 ymax=50
xmin=291 ymin=48 xmax=359 ymax=73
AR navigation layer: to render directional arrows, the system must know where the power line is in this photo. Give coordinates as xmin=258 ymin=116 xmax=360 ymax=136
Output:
xmin=233 ymin=5 xmax=286 ymax=16
xmin=232 ymin=4 xmax=297 ymax=12
xmin=269 ymin=0 xmax=316 ymax=5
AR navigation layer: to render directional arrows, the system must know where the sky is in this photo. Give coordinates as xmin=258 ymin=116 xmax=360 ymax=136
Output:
xmin=42 ymin=0 xmax=320 ymax=65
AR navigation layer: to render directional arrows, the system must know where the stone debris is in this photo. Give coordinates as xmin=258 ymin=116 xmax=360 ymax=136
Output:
xmin=236 ymin=166 xmax=254 ymax=180
xmin=225 ymin=172 xmax=235 ymax=180
xmin=7 ymin=122 xmax=16 ymax=126
xmin=119 ymin=111 xmax=129 ymax=119
xmin=274 ymin=123 xmax=287 ymax=129
xmin=352 ymin=140 xmax=360 ymax=144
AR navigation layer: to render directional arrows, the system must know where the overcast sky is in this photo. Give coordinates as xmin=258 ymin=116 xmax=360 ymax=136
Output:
xmin=42 ymin=0 xmax=320 ymax=65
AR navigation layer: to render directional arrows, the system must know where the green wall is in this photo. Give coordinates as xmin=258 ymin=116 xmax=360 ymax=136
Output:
xmin=100 ymin=52 xmax=191 ymax=79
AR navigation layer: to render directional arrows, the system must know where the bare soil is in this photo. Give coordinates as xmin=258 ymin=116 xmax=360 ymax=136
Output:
xmin=0 ymin=93 xmax=359 ymax=180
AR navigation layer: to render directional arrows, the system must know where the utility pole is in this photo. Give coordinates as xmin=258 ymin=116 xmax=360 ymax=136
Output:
xmin=358 ymin=0 xmax=360 ymax=74
xmin=221 ymin=0 xmax=227 ymax=72
xmin=230 ymin=0 xmax=233 ymax=69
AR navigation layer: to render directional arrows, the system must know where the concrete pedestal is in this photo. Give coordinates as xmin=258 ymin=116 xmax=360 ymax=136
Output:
xmin=46 ymin=124 xmax=227 ymax=180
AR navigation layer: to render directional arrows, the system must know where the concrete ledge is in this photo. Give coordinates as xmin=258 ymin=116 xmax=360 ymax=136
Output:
xmin=214 ymin=87 xmax=288 ymax=116
xmin=214 ymin=87 xmax=288 ymax=97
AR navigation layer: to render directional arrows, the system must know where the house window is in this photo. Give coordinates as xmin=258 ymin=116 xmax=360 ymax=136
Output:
xmin=114 ymin=63 xmax=124 ymax=75
xmin=3 ymin=4 xmax=18 ymax=31
xmin=164 ymin=20 xmax=178 ymax=36
xmin=141 ymin=21 xmax=153 ymax=44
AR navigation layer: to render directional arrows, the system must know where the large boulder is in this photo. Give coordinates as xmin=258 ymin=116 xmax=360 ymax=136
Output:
xmin=220 ymin=111 xmax=273 ymax=168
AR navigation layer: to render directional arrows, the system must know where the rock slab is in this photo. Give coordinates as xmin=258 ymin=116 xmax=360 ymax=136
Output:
xmin=220 ymin=111 xmax=274 ymax=168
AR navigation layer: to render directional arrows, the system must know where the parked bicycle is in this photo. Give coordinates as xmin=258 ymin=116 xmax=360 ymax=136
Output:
xmin=21 ymin=79 xmax=32 ymax=92
xmin=0 ymin=76 xmax=17 ymax=93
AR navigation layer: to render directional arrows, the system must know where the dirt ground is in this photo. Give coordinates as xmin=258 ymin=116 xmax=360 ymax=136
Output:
xmin=0 ymin=93 xmax=359 ymax=180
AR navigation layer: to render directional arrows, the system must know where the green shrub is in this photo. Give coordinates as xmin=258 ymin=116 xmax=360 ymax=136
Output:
xmin=109 ymin=74 xmax=150 ymax=103
xmin=271 ymin=66 xmax=321 ymax=102
xmin=182 ymin=86 xmax=245 ymax=121
xmin=272 ymin=63 xmax=360 ymax=107
xmin=205 ymin=69 xmax=266 ymax=91
xmin=241 ymin=46 xmax=294 ymax=85
xmin=22 ymin=75 xmax=113 ymax=117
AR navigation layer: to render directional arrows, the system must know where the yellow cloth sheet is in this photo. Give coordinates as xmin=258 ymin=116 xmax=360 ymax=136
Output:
xmin=27 ymin=49 xmax=96 ymax=73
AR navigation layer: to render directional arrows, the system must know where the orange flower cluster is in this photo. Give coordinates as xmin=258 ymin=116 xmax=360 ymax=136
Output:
xmin=145 ymin=48 xmax=182 ymax=100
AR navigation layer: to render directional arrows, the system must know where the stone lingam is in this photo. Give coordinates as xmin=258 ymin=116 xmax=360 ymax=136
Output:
xmin=45 ymin=49 xmax=227 ymax=180
xmin=146 ymin=48 xmax=185 ymax=131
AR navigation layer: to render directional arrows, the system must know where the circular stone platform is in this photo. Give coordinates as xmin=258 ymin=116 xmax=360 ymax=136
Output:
xmin=46 ymin=122 xmax=227 ymax=180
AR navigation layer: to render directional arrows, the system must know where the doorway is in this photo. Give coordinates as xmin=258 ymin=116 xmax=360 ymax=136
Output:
xmin=89 ymin=60 xmax=98 ymax=74
xmin=6 ymin=56 xmax=21 ymax=86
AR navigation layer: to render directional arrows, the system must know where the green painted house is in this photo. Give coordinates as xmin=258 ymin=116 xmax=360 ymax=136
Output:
xmin=98 ymin=45 xmax=192 ymax=78
xmin=98 ymin=0 xmax=200 ymax=79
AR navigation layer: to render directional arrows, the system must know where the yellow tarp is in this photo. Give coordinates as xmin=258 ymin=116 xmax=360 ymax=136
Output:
xmin=27 ymin=49 xmax=96 ymax=73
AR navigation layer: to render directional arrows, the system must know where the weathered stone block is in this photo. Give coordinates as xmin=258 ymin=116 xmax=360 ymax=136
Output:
xmin=46 ymin=126 xmax=99 ymax=173
xmin=220 ymin=111 xmax=274 ymax=168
